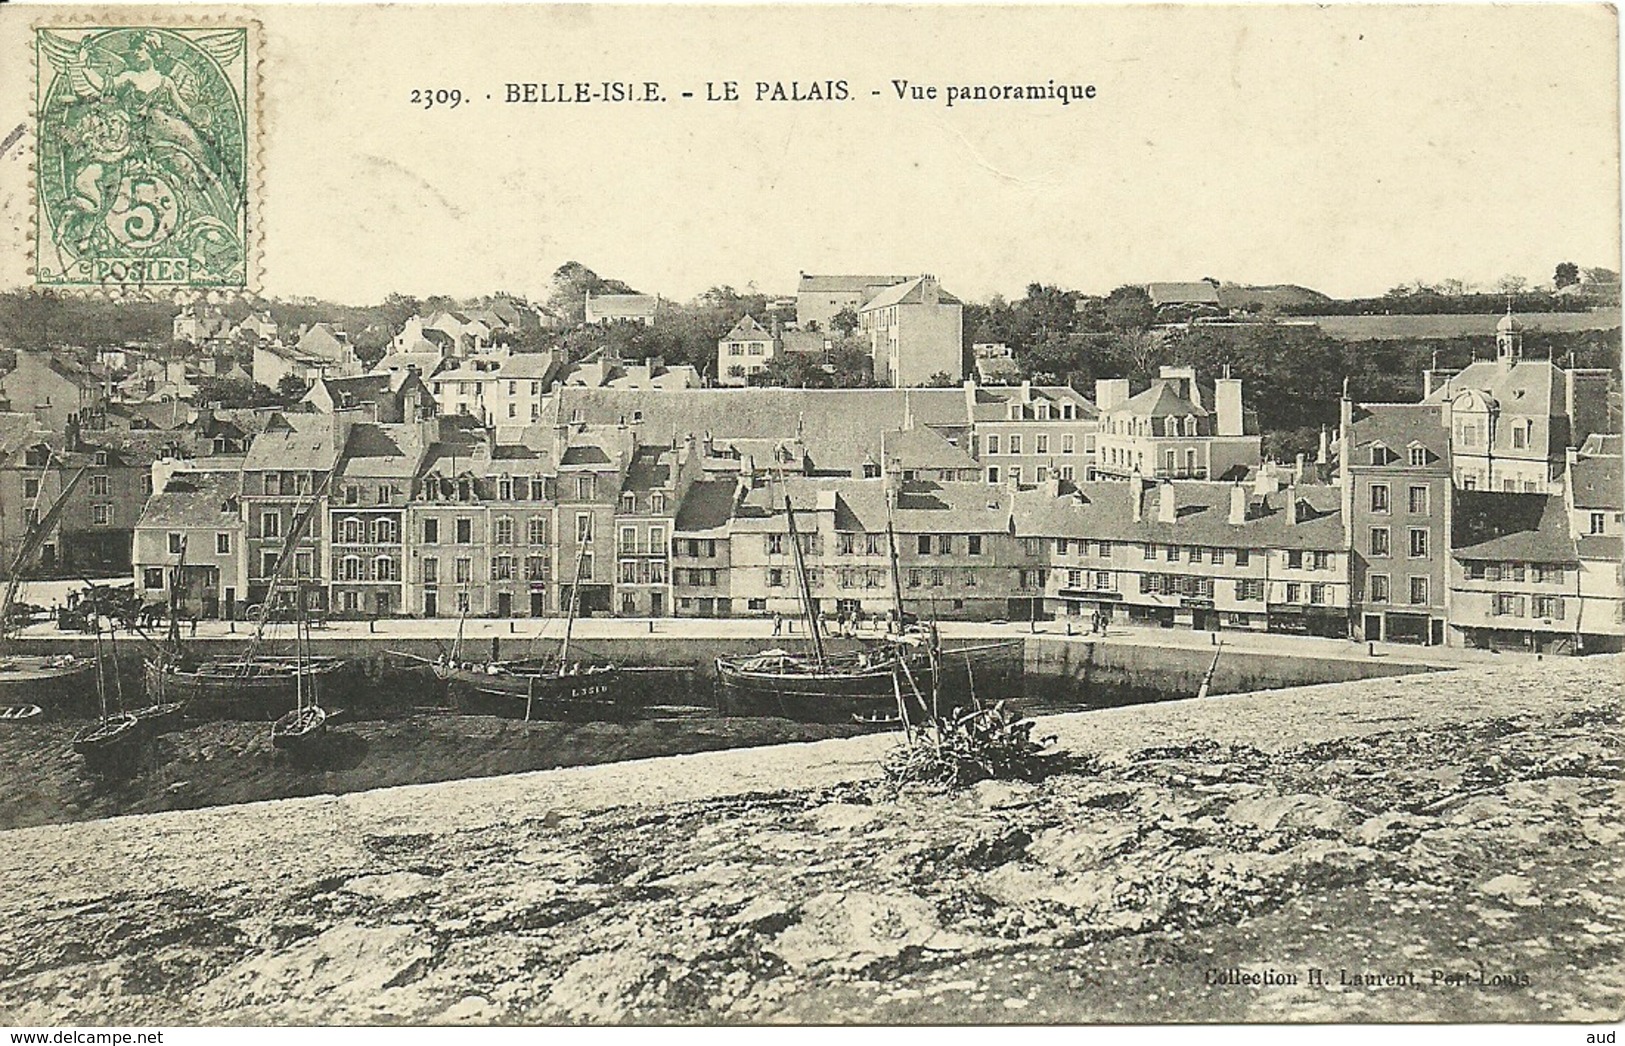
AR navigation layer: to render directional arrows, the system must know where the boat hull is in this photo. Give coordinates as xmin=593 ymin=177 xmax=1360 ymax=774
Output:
xmin=714 ymin=651 xmax=936 ymax=723
xmin=0 ymin=657 xmax=96 ymax=712
xmin=71 ymin=715 xmax=143 ymax=775
xmin=436 ymin=662 xmax=626 ymax=721
xmin=271 ymin=705 xmax=328 ymax=751
xmin=131 ymin=701 xmax=187 ymax=737
xmin=144 ymin=657 xmax=354 ymax=720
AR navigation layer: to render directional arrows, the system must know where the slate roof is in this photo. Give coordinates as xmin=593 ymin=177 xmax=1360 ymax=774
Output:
xmin=337 ymin=423 xmax=430 ymax=480
xmin=860 ymin=277 xmax=963 ymax=312
xmin=546 ymin=387 xmax=972 ymax=476
xmin=881 ymin=427 xmax=978 ymax=471
xmin=1451 ymin=492 xmax=1577 ymax=563
xmin=1012 ymin=480 xmax=1345 ymax=550
xmin=1581 ymin=434 xmax=1622 ymax=457
xmin=1111 ymin=380 xmax=1208 ymax=419
xmin=1345 ymin=403 xmax=1451 ymax=468
xmin=0 ymin=413 xmax=51 ymax=465
xmin=1571 ymin=454 xmax=1622 ymax=510
xmin=137 ymin=470 xmax=242 ymax=528
xmin=722 ymin=315 xmax=773 ymax=342
xmin=797 ymin=274 xmax=910 ymax=294
xmin=969 ymin=384 xmax=1098 ymax=422
xmin=731 ymin=476 xmax=1010 ymax=536
xmin=624 ymin=445 xmax=674 ymax=492
xmin=242 ymin=414 xmax=338 ymax=471
xmin=1421 ymin=359 xmax=1563 ymax=414
xmin=674 ymin=478 xmax=739 ymax=533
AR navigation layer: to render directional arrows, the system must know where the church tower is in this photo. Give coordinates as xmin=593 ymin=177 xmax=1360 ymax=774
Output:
xmin=1495 ymin=304 xmax=1524 ymax=364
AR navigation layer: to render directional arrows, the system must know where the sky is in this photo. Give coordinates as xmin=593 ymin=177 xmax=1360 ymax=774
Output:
xmin=2 ymin=4 xmax=1619 ymax=306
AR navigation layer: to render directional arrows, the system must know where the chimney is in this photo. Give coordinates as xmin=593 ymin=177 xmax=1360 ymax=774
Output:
xmin=1157 ymin=478 xmax=1176 ymax=523
xmin=1286 ymin=484 xmax=1301 ymax=525
xmin=1317 ymin=426 xmax=1329 ymax=464
xmin=1095 ymin=378 xmax=1129 ymax=413
xmin=1019 ymin=379 xmax=1032 ymax=405
xmin=1214 ymin=375 xmax=1243 ymax=437
xmin=1228 ymin=483 xmax=1247 ymax=525
xmin=1159 ymin=365 xmax=1199 ymax=406
xmin=920 ymin=275 xmax=940 ymax=306
xmin=1131 ymin=476 xmax=1143 ymax=523
xmin=1295 ymin=452 xmax=1306 ymax=483
xmin=1254 ymin=463 xmax=1277 ymax=496
xmin=963 ymin=379 xmax=977 ymax=421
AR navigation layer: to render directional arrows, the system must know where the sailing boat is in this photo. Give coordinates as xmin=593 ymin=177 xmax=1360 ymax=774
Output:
xmin=71 ymin=619 xmax=141 ymax=775
xmin=270 ymin=594 xmax=327 ymax=751
xmin=714 ymin=492 xmax=934 ymax=723
xmin=143 ymin=480 xmax=352 ymax=720
xmin=0 ymin=458 xmax=96 ymax=711
xmin=422 ymin=540 xmax=623 ymax=720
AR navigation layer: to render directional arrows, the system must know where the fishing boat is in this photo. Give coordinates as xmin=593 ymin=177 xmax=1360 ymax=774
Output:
xmin=270 ymin=601 xmax=328 ymax=754
xmin=0 ymin=461 xmax=96 ymax=709
xmin=407 ymin=543 xmax=625 ymax=721
xmin=144 ymin=479 xmax=355 ymax=721
xmin=715 ymin=492 xmax=935 ymax=723
xmin=0 ymin=704 xmax=42 ymax=722
xmin=71 ymin=625 xmax=141 ymax=776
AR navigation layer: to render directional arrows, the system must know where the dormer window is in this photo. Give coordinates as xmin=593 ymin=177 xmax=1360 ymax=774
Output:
xmin=1408 ymin=446 xmax=1427 ymax=467
xmin=93 ymin=451 xmax=109 ymax=466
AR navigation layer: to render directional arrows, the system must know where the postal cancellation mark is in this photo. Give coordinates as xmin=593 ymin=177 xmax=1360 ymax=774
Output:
xmin=34 ymin=25 xmax=253 ymax=290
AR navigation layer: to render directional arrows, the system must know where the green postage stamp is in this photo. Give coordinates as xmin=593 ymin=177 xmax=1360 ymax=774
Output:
xmin=34 ymin=25 xmax=253 ymax=289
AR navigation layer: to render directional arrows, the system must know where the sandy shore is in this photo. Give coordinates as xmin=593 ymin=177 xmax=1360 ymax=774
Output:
xmin=0 ymin=654 xmax=1618 ymax=1024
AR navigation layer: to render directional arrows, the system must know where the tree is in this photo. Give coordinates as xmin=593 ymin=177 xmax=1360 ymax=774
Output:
xmin=351 ymin=324 xmax=392 ymax=368
xmin=1494 ymin=274 xmax=1529 ymax=295
xmin=922 ymin=371 xmax=959 ymax=388
xmin=1102 ymin=285 xmax=1154 ymax=333
xmin=831 ymin=307 xmax=860 ymax=337
xmin=1554 ymin=262 xmax=1581 ymax=289
xmin=277 ymin=373 xmax=312 ymax=402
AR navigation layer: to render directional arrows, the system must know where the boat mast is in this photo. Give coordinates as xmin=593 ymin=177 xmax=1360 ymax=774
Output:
xmin=0 ymin=462 xmax=88 ymax=646
xmin=558 ymin=536 xmax=589 ymax=666
xmin=249 ymin=471 xmax=331 ymax=656
xmin=784 ymin=494 xmax=825 ymax=665
xmin=885 ymin=511 xmax=906 ymax=636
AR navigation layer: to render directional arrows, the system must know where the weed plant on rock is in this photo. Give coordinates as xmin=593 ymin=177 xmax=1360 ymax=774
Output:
xmin=882 ymin=701 xmax=1060 ymax=791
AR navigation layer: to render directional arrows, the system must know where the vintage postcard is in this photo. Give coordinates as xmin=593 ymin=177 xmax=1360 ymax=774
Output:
xmin=0 ymin=2 xmax=1619 ymax=1032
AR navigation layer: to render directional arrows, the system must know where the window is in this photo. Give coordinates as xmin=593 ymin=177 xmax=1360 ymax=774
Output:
xmin=986 ymin=467 xmax=999 ymax=484
xmin=528 ymin=517 xmax=548 ymax=545
xmin=650 ymin=493 xmax=666 ymax=514
xmin=865 ymin=534 xmax=884 ymax=556
xmin=167 ymin=532 xmax=185 ymax=555
xmin=1165 ymin=545 xmax=1179 ymax=562
xmin=968 ymin=535 xmax=983 ymax=556
xmin=1035 ymin=435 xmax=1049 ymax=455
xmin=1493 ymin=593 xmax=1524 ymax=617
xmin=1512 ymin=426 xmax=1528 ymax=450
xmin=917 ymin=535 xmax=931 ymax=555
xmin=767 ymin=533 xmax=786 ymax=556
xmin=1409 ymin=447 xmax=1427 ymax=467
xmin=91 ymin=504 xmax=111 ymax=526
xmin=1409 ymin=576 xmax=1429 ymax=605
xmin=261 ymin=512 xmax=281 ymax=539
xmin=1369 ymin=573 xmax=1390 ymax=603
xmin=1285 ymin=582 xmax=1302 ymax=604
xmin=1236 ymin=578 xmax=1265 ymax=602
xmin=649 ymin=526 xmax=665 ymax=553
xmin=938 ymin=535 xmax=952 ymax=555
xmin=340 ymin=556 xmax=361 ymax=582
xmin=262 ymin=551 xmax=279 ymax=578
xmin=1234 ymin=548 xmax=1250 ymax=567
xmin=1009 ymin=435 xmax=1022 ymax=455
xmin=576 ymin=513 xmax=593 ymax=543
xmin=1408 ymin=528 xmax=1428 ymax=558
xmin=1591 ymin=512 xmax=1606 ymax=535
xmin=1143 ymin=542 xmax=1156 ymax=561
xmin=1534 ymin=595 xmax=1564 ymax=620
xmin=91 ymin=475 xmax=109 ymax=496
xmin=837 ymin=533 xmax=855 ymax=555
xmin=1408 ymin=486 xmax=1429 ymax=515
xmin=376 ymin=557 xmax=396 ymax=582
xmin=344 ymin=485 xmax=359 ymax=506
xmin=216 ymin=532 xmax=231 ymax=555
xmin=493 ymin=555 xmax=514 ymax=581
xmin=1287 ymin=550 xmax=1304 ymax=570
xmin=456 ymin=591 xmax=470 ymax=613
xmin=1062 ymin=434 xmax=1075 ymax=454
xmin=576 ymin=475 xmax=597 ymax=500
xmin=423 ymin=518 xmax=439 ymax=544
xmin=1312 ymin=551 xmax=1332 ymax=571
xmin=423 ymin=557 xmax=439 ymax=584
xmin=525 ymin=556 xmax=547 ymax=581
xmin=455 ymin=557 xmax=472 ymax=584
xmin=143 ymin=567 xmax=164 ymax=589
xmin=1186 ymin=546 xmax=1202 ymax=564
xmin=456 ymin=518 xmax=473 ymax=544
xmin=264 ymin=473 xmax=281 ymax=496
xmin=621 ymin=492 xmax=637 ymax=512
xmin=531 ymin=478 xmax=547 ymax=500
xmin=1010 ymin=467 xmax=1022 ymax=486
xmin=907 ymin=568 xmax=922 ymax=589
xmin=1370 ymin=484 xmax=1390 ymax=513
xmin=1309 ymin=583 xmax=1327 ymax=605
xmin=622 ymin=527 xmax=639 ymax=554
xmin=23 ymin=478 xmax=38 ymax=499
xmin=1369 ymin=527 xmax=1390 ymax=557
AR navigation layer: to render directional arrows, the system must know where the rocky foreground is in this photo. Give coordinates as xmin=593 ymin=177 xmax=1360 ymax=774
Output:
xmin=0 ymin=655 xmax=1620 ymax=1024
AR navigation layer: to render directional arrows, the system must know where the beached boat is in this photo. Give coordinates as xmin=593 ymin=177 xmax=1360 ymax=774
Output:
xmin=148 ymin=480 xmax=354 ymax=722
xmin=269 ymin=596 xmax=329 ymax=755
xmin=72 ymin=627 xmax=142 ymax=776
xmin=0 ymin=704 xmax=42 ymax=722
xmin=407 ymin=542 xmax=624 ymax=720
